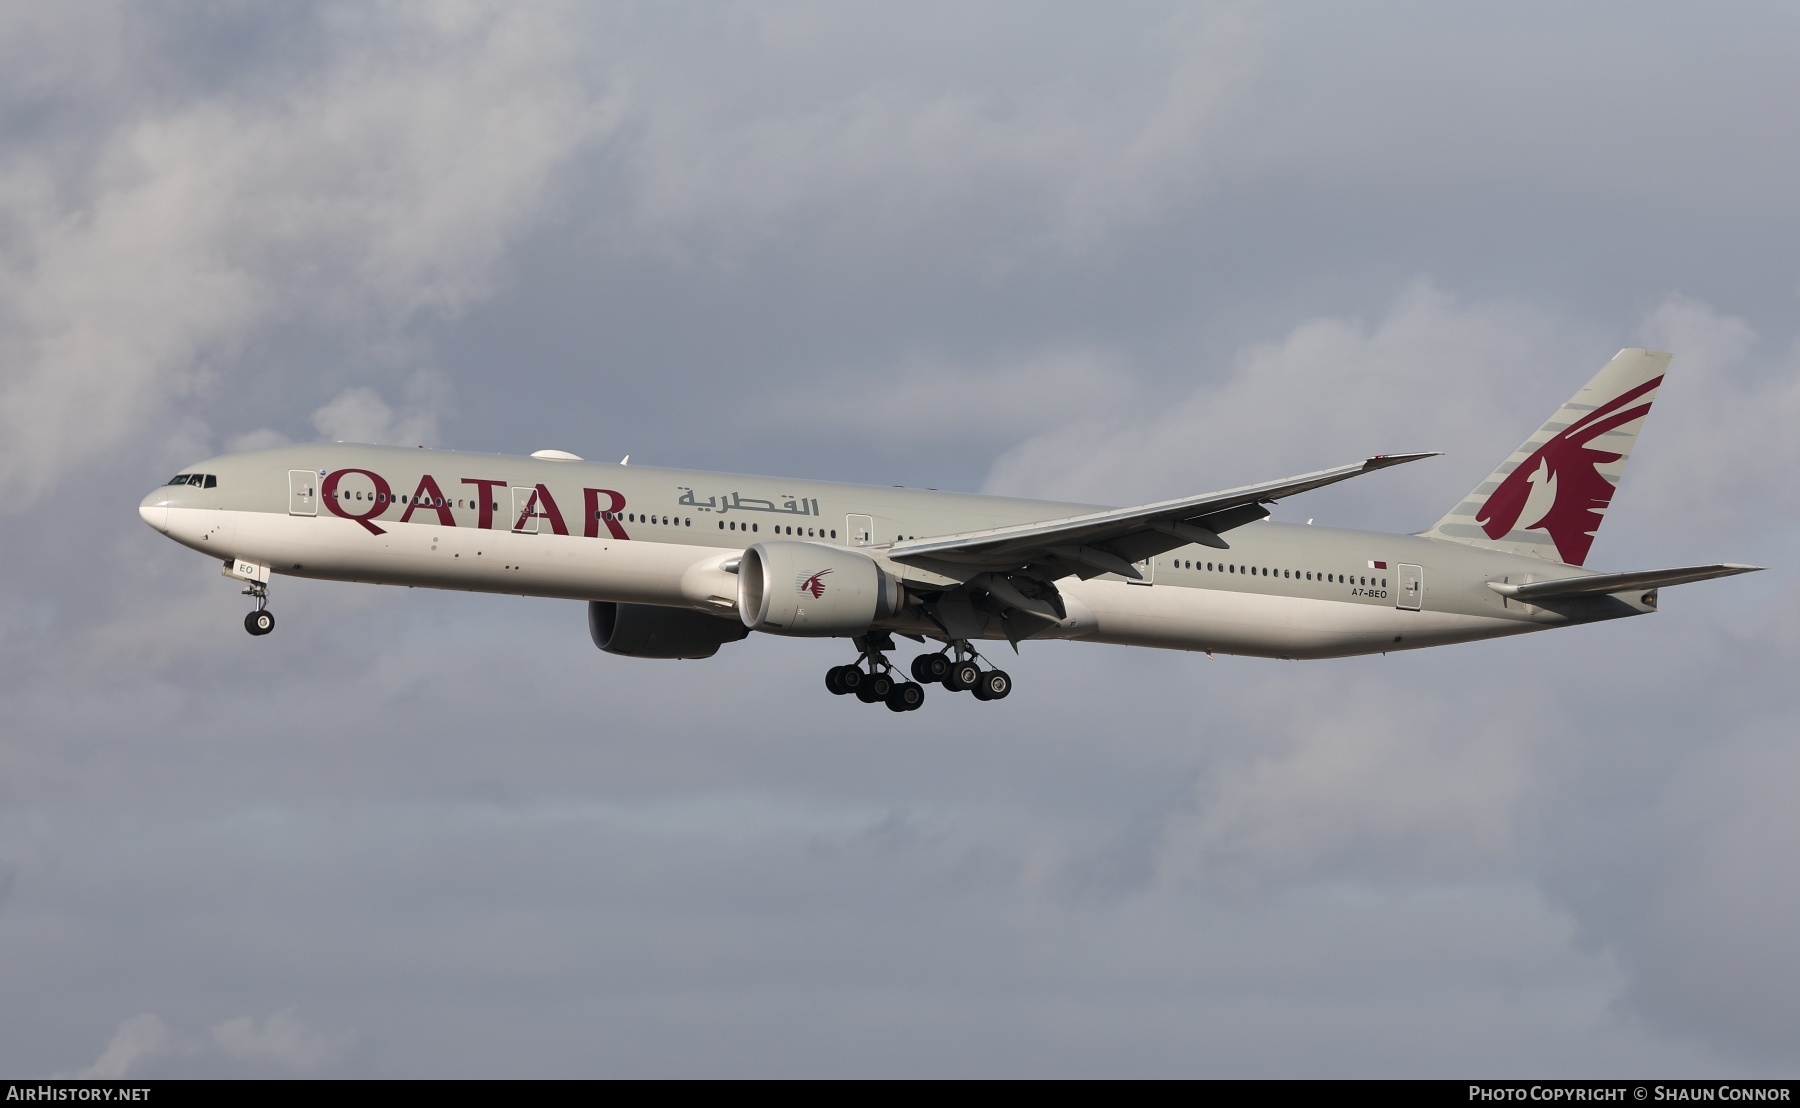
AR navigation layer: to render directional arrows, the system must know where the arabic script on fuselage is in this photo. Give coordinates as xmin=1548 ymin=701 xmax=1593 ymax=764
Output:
xmin=678 ymin=487 xmax=819 ymax=517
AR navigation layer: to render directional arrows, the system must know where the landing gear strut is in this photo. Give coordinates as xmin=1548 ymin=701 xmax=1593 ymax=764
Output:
xmin=826 ymin=632 xmax=925 ymax=712
xmin=242 ymin=580 xmax=275 ymax=637
xmin=910 ymin=641 xmax=1010 ymax=701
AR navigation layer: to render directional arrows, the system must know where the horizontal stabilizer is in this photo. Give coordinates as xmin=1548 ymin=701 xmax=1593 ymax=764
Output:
xmin=1486 ymin=563 xmax=1762 ymax=603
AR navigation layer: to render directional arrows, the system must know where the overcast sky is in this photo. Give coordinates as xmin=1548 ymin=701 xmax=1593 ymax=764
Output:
xmin=1 ymin=1 xmax=1796 ymax=1077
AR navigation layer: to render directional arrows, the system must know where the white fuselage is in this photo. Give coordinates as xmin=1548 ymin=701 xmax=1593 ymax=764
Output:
xmin=142 ymin=443 xmax=1632 ymax=661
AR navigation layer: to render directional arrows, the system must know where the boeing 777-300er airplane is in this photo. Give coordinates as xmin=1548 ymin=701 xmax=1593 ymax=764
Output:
xmin=140 ymin=349 xmax=1758 ymax=711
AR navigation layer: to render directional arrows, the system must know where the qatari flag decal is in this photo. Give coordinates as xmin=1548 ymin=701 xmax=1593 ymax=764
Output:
xmin=1368 ymin=560 xmax=1388 ymax=569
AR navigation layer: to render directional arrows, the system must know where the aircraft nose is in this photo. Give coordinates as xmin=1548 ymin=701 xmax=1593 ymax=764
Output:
xmin=139 ymin=492 xmax=168 ymax=533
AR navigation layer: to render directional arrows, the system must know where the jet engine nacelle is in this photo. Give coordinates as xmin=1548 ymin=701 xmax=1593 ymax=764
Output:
xmin=738 ymin=541 xmax=902 ymax=636
xmin=588 ymin=601 xmax=751 ymax=659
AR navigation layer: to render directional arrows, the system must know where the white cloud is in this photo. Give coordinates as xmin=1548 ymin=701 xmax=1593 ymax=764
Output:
xmin=983 ymin=280 xmax=1582 ymax=515
xmin=1624 ymin=296 xmax=1800 ymax=539
xmin=600 ymin=3 xmax=1262 ymax=261
xmin=778 ymin=347 xmax=1137 ymax=449
xmin=979 ymin=283 xmax=1800 ymax=555
xmin=0 ymin=1 xmax=614 ymax=503
xmin=73 ymin=1013 xmax=169 ymax=1079
xmin=311 ymin=380 xmax=441 ymax=447
xmin=1156 ymin=676 xmax=1530 ymax=894
xmin=211 ymin=1008 xmax=346 ymax=1072
xmin=227 ymin=427 xmax=292 ymax=453
xmin=62 ymin=1009 xmax=344 ymax=1077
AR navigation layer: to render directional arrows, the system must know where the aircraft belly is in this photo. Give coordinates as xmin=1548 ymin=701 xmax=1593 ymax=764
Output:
xmin=1063 ymin=580 xmax=1526 ymax=659
xmin=211 ymin=509 xmax=721 ymax=606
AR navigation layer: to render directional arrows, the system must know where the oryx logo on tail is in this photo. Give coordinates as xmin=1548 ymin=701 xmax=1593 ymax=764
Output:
xmin=1474 ymin=376 xmax=1660 ymax=565
xmin=796 ymin=569 xmax=832 ymax=598
xmin=1422 ymin=349 xmax=1670 ymax=565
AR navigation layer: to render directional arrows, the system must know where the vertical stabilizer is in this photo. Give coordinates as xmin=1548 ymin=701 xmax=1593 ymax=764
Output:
xmin=1420 ymin=348 xmax=1669 ymax=566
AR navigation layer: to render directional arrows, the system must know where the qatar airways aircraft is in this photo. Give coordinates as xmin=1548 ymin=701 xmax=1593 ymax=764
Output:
xmin=140 ymin=349 xmax=1756 ymax=711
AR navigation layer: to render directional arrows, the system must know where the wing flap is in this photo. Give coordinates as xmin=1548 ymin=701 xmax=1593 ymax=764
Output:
xmin=1487 ymin=563 xmax=1762 ymax=602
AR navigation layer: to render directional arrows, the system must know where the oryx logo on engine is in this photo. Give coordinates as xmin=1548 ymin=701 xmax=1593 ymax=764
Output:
xmin=796 ymin=569 xmax=832 ymax=598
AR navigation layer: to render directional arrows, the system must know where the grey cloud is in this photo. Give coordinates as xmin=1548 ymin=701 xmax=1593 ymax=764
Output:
xmin=584 ymin=3 xmax=1262 ymax=263
xmin=0 ymin=1 xmax=611 ymax=499
xmin=3 ymin=0 xmax=1798 ymax=1078
xmin=1619 ymin=724 xmax=1800 ymax=1055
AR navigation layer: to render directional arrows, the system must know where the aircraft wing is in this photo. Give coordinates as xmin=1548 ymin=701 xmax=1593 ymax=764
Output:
xmin=889 ymin=452 xmax=1438 ymax=580
xmin=1486 ymin=563 xmax=1763 ymax=603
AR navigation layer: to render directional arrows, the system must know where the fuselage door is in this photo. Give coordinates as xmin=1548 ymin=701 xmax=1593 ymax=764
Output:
xmin=1129 ymin=557 xmax=1154 ymax=585
xmin=288 ymin=470 xmax=318 ymax=516
xmin=847 ymin=514 xmax=874 ymax=547
xmin=511 ymin=486 xmax=539 ymax=534
xmin=1397 ymin=563 xmax=1423 ymax=610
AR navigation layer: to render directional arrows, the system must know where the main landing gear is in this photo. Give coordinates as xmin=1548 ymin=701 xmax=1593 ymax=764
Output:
xmin=912 ymin=641 xmax=1011 ymax=701
xmin=825 ymin=634 xmax=1012 ymax=710
xmin=826 ymin=632 xmax=924 ymax=712
xmin=242 ymin=580 xmax=275 ymax=637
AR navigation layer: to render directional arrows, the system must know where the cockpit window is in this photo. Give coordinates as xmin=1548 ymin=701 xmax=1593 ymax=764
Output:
xmin=166 ymin=474 xmax=191 ymax=485
xmin=163 ymin=473 xmax=217 ymax=487
xmin=203 ymin=474 xmax=217 ymax=488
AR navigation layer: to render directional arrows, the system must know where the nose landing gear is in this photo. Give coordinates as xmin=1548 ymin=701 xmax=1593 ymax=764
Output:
xmin=242 ymin=580 xmax=275 ymax=637
xmin=225 ymin=559 xmax=277 ymax=637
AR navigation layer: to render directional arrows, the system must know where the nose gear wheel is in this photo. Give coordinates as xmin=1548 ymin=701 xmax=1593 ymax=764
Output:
xmin=242 ymin=580 xmax=275 ymax=637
